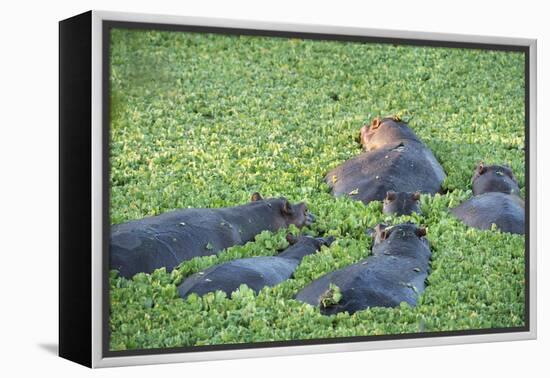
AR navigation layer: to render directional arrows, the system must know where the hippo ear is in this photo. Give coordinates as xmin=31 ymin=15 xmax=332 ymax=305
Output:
xmin=281 ymin=199 xmax=293 ymax=215
xmin=472 ymin=162 xmax=487 ymax=184
xmin=385 ymin=191 xmax=397 ymax=201
xmin=375 ymin=224 xmax=389 ymax=240
xmin=251 ymin=192 xmax=263 ymax=202
xmin=477 ymin=162 xmax=486 ymax=175
xmin=412 ymin=192 xmax=421 ymax=201
xmin=371 ymin=117 xmax=381 ymax=129
xmin=286 ymin=233 xmax=298 ymax=245
xmin=416 ymin=226 xmax=427 ymax=238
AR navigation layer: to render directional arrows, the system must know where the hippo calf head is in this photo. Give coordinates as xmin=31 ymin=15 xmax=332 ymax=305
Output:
xmin=369 ymin=223 xmax=427 ymax=247
xmin=286 ymin=233 xmax=335 ymax=248
xmin=251 ymin=192 xmax=316 ymax=228
xmin=359 ymin=116 xmax=420 ymax=151
xmin=382 ymin=191 xmax=422 ymax=216
xmin=471 ymin=163 xmax=520 ymax=196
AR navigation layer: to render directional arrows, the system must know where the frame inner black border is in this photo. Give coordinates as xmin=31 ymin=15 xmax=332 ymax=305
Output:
xmin=102 ymin=20 xmax=531 ymax=358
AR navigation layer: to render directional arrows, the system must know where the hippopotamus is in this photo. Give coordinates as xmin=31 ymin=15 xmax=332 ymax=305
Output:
xmin=178 ymin=234 xmax=334 ymax=299
xmin=452 ymin=163 xmax=524 ymax=234
xmin=326 ymin=116 xmax=446 ymax=206
xmin=110 ymin=193 xmax=316 ymax=278
xmin=471 ymin=163 xmax=521 ymax=196
xmin=382 ymin=191 xmax=422 ymax=215
xmin=295 ymin=223 xmax=431 ymax=315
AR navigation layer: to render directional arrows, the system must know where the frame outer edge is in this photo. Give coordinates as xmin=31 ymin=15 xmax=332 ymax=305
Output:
xmin=90 ymin=9 xmax=537 ymax=368
xmin=529 ymin=39 xmax=537 ymax=340
xmin=91 ymin=10 xmax=103 ymax=369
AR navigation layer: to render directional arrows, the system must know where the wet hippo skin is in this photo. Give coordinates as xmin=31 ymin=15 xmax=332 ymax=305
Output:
xmin=110 ymin=193 xmax=315 ymax=278
xmin=452 ymin=163 xmax=524 ymax=235
xmin=295 ymin=223 xmax=431 ymax=315
xmin=178 ymin=235 xmax=333 ymax=299
xmin=452 ymin=192 xmax=524 ymax=234
xmin=471 ymin=163 xmax=520 ymax=196
xmin=326 ymin=117 xmax=446 ymax=205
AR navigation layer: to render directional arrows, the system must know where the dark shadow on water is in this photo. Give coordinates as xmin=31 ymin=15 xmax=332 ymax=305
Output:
xmin=38 ymin=343 xmax=58 ymax=356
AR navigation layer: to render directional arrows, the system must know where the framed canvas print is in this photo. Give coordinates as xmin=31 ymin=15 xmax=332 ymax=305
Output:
xmin=59 ymin=10 xmax=537 ymax=368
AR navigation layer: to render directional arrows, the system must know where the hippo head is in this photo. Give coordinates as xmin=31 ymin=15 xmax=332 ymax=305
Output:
xmin=382 ymin=191 xmax=422 ymax=216
xmin=286 ymin=233 xmax=335 ymax=248
xmin=369 ymin=223 xmax=427 ymax=246
xmin=471 ymin=163 xmax=520 ymax=196
xmin=359 ymin=116 xmax=420 ymax=151
xmin=251 ymin=193 xmax=316 ymax=228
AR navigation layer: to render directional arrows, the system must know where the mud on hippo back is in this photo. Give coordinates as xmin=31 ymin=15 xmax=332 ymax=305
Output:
xmin=295 ymin=223 xmax=431 ymax=315
xmin=178 ymin=234 xmax=333 ymax=299
xmin=110 ymin=193 xmax=315 ymax=279
xmin=326 ymin=117 xmax=446 ymax=205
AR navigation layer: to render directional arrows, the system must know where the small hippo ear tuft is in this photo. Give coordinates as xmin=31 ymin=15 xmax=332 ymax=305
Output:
xmin=374 ymin=224 xmax=389 ymax=240
xmin=477 ymin=162 xmax=486 ymax=175
xmin=281 ymin=200 xmax=293 ymax=215
xmin=416 ymin=226 xmax=427 ymax=238
xmin=286 ymin=233 xmax=298 ymax=245
xmin=251 ymin=192 xmax=263 ymax=202
xmin=374 ymin=223 xmax=387 ymax=232
xmin=385 ymin=191 xmax=397 ymax=201
xmin=413 ymin=192 xmax=421 ymax=201
xmin=371 ymin=117 xmax=381 ymax=129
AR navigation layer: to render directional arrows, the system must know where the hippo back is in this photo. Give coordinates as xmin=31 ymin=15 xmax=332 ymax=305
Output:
xmin=110 ymin=209 xmax=241 ymax=277
xmin=452 ymin=192 xmax=525 ymax=234
xmin=326 ymin=141 xmax=445 ymax=204
xmin=295 ymin=226 xmax=431 ymax=315
xmin=178 ymin=256 xmax=298 ymax=298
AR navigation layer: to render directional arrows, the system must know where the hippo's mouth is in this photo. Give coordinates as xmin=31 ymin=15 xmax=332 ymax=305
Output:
xmin=305 ymin=213 xmax=316 ymax=226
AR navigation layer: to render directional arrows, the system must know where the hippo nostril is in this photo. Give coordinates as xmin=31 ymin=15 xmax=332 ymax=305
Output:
xmin=307 ymin=213 xmax=316 ymax=224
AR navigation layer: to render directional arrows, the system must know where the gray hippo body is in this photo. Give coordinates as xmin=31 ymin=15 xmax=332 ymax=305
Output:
xmin=110 ymin=193 xmax=315 ymax=278
xmin=452 ymin=193 xmax=524 ymax=234
xmin=382 ymin=191 xmax=422 ymax=216
xmin=452 ymin=163 xmax=524 ymax=235
xmin=326 ymin=117 xmax=445 ymax=205
xmin=295 ymin=223 xmax=431 ymax=315
xmin=178 ymin=235 xmax=333 ymax=299
xmin=471 ymin=163 xmax=520 ymax=196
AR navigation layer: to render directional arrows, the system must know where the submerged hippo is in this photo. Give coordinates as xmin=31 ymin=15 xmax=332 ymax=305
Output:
xmin=295 ymin=223 xmax=431 ymax=315
xmin=326 ymin=116 xmax=446 ymax=206
xmin=452 ymin=163 xmax=524 ymax=234
xmin=178 ymin=234 xmax=334 ymax=299
xmin=110 ymin=193 xmax=316 ymax=278
xmin=382 ymin=191 xmax=422 ymax=216
xmin=471 ymin=163 xmax=520 ymax=196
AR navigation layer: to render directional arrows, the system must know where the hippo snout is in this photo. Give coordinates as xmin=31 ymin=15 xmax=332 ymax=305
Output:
xmin=305 ymin=212 xmax=316 ymax=225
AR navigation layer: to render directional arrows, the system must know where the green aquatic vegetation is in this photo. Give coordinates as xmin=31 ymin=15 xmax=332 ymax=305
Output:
xmin=108 ymin=28 xmax=526 ymax=351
